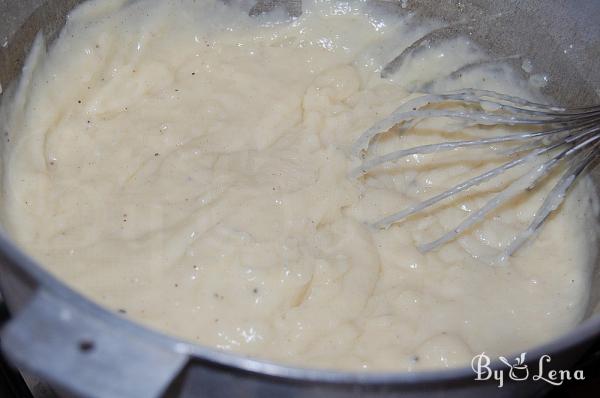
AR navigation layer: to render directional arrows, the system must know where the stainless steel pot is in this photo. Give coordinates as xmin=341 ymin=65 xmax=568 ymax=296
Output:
xmin=0 ymin=1 xmax=599 ymax=397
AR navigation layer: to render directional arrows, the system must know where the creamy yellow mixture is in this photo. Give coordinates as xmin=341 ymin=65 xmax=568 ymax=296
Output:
xmin=0 ymin=0 xmax=598 ymax=371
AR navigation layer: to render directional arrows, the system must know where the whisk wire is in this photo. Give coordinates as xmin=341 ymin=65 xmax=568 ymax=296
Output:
xmin=417 ymin=133 xmax=599 ymax=254
xmin=501 ymin=145 xmax=600 ymax=260
xmin=371 ymin=143 xmax=558 ymax=230
xmin=352 ymin=89 xmax=600 ymax=259
xmin=353 ymin=90 xmax=600 ymax=158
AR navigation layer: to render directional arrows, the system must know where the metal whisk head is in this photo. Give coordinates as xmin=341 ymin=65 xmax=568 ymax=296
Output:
xmin=351 ymin=89 xmax=600 ymax=261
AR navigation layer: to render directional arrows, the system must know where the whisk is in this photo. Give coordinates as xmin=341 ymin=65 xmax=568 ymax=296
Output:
xmin=351 ymin=88 xmax=600 ymax=260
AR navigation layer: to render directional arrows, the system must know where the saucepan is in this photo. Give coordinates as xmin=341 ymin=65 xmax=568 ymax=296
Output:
xmin=0 ymin=0 xmax=599 ymax=397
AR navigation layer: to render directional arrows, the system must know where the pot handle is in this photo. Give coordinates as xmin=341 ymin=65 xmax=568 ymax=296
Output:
xmin=0 ymin=289 xmax=189 ymax=398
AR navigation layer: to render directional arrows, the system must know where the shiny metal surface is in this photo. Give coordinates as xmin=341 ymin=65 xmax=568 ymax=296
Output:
xmin=351 ymin=89 xmax=600 ymax=255
xmin=0 ymin=1 xmax=599 ymax=397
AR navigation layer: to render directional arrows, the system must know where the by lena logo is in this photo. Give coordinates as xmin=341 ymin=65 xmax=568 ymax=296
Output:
xmin=471 ymin=352 xmax=585 ymax=388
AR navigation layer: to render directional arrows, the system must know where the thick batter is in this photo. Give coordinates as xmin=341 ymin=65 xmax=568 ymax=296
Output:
xmin=0 ymin=0 xmax=598 ymax=371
